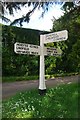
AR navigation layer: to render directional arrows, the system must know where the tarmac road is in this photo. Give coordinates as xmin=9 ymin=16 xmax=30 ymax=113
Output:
xmin=2 ymin=75 xmax=79 ymax=100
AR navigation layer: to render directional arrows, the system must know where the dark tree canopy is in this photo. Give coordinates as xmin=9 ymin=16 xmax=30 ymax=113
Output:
xmin=1 ymin=1 xmax=79 ymax=26
xmin=52 ymin=2 xmax=80 ymax=73
xmin=0 ymin=2 xmax=56 ymax=26
xmin=0 ymin=1 xmax=79 ymax=27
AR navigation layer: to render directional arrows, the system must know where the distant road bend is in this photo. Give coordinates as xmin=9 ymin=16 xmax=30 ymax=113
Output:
xmin=2 ymin=75 xmax=79 ymax=100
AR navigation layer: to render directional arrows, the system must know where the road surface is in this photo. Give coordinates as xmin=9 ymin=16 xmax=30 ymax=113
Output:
xmin=2 ymin=75 xmax=79 ymax=100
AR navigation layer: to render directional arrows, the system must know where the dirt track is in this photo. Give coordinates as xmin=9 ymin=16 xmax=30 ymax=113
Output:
xmin=2 ymin=75 xmax=79 ymax=100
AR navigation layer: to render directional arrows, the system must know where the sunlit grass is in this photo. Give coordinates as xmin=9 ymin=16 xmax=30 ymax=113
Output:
xmin=2 ymin=83 xmax=79 ymax=118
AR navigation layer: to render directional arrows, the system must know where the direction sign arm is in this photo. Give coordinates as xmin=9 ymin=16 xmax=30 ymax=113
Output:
xmin=43 ymin=30 xmax=68 ymax=44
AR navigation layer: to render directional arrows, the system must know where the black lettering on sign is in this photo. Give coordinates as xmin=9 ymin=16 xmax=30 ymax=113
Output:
xmin=52 ymin=54 xmax=56 ymax=56
xmin=47 ymin=53 xmax=51 ymax=56
xmin=53 ymin=48 xmax=56 ymax=50
xmin=23 ymin=48 xmax=29 ymax=50
xmin=47 ymin=48 xmax=56 ymax=51
xmin=54 ymin=51 xmax=57 ymax=53
xmin=17 ymin=43 xmax=20 ymax=46
xmin=17 ymin=44 xmax=24 ymax=46
xmin=47 ymin=48 xmax=53 ymax=51
xmin=46 ymin=33 xmax=59 ymax=40
xmin=47 ymin=48 xmax=50 ymax=50
xmin=30 ymin=45 xmax=38 ymax=49
xmin=16 ymin=51 xmax=21 ymax=53
xmin=31 ymin=52 xmax=38 ymax=55
xmin=16 ymin=47 xmax=23 ymax=50
xmin=56 ymin=37 xmax=65 ymax=41
xmin=22 ymin=51 xmax=30 ymax=54
xmin=25 ymin=44 xmax=28 ymax=47
xmin=47 ymin=50 xmax=52 ymax=52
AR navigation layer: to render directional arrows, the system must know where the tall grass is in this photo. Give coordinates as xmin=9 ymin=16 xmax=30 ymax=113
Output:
xmin=2 ymin=83 xmax=79 ymax=118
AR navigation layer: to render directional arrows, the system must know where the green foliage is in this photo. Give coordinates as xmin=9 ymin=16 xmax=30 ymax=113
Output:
xmin=2 ymin=83 xmax=78 ymax=118
xmin=2 ymin=76 xmax=39 ymax=82
xmin=45 ymin=56 xmax=56 ymax=75
xmin=52 ymin=3 xmax=80 ymax=73
xmin=2 ymin=25 xmax=40 ymax=76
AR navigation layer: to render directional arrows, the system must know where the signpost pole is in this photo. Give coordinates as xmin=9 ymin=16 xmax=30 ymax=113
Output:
xmin=39 ymin=35 xmax=46 ymax=95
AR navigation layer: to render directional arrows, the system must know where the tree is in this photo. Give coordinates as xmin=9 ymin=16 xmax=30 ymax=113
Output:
xmin=0 ymin=2 xmax=56 ymax=26
xmin=52 ymin=2 xmax=80 ymax=73
xmin=2 ymin=24 xmax=41 ymax=76
xmin=0 ymin=1 xmax=79 ymax=26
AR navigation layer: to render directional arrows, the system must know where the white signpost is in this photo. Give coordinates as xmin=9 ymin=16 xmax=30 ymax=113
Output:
xmin=14 ymin=30 xmax=68 ymax=95
xmin=14 ymin=42 xmax=41 ymax=56
xmin=39 ymin=30 xmax=68 ymax=95
xmin=44 ymin=47 xmax=62 ymax=56
xmin=42 ymin=30 xmax=68 ymax=44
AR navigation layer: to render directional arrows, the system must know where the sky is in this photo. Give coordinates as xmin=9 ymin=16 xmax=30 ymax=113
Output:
xmin=2 ymin=3 xmax=64 ymax=31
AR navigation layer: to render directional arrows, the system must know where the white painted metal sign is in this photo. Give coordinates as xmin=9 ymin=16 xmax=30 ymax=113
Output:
xmin=42 ymin=30 xmax=68 ymax=43
xmin=14 ymin=42 xmax=41 ymax=56
xmin=14 ymin=29 xmax=68 ymax=95
xmin=44 ymin=47 xmax=62 ymax=56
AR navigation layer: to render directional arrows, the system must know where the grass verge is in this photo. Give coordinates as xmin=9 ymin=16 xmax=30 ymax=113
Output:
xmin=2 ymin=72 xmax=79 ymax=83
xmin=2 ymin=76 xmax=39 ymax=82
xmin=2 ymin=82 xmax=79 ymax=118
xmin=45 ymin=72 xmax=79 ymax=79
